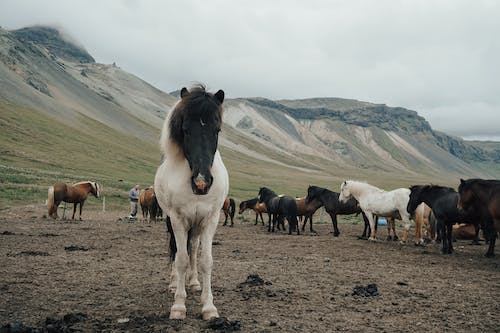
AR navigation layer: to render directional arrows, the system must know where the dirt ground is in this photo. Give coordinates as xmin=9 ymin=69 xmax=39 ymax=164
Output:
xmin=1 ymin=206 xmax=499 ymax=332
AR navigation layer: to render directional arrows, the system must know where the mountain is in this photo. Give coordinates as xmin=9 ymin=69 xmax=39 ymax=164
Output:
xmin=0 ymin=26 xmax=498 ymax=209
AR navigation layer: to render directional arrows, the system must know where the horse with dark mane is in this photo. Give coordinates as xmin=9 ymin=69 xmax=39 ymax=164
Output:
xmin=239 ymin=198 xmax=267 ymax=225
xmin=305 ymin=185 xmax=374 ymax=238
xmin=47 ymin=181 xmax=100 ymax=220
xmin=154 ymin=85 xmax=228 ymax=320
xmin=458 ymin=178 xmax=500 ymax=257
xmin=296 ymin=197 xmax=323 ymax=233
xmin=140 ymin=187 xmax=162 ymax=223
xmin=221 ymin=197 xmax=236 ymax=226
xmin=408 ymin=185 xmax=475 ymax=254
xmin=258 ymin=187 xmax=299 ymax=234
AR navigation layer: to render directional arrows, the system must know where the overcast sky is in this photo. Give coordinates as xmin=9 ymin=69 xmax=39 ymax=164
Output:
xmin=1 ymin=0 xmax=499 ymax=140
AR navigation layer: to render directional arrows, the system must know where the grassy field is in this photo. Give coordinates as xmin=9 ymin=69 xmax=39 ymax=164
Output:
xmin=0 ymin=100 xmax=159 ymax=210
xmin=0 ymin=98 xmax=486 ymax=213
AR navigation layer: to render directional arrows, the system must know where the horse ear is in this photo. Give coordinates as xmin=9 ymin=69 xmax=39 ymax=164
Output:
xmin=460 ymin=178 xmax=465 ymax=184
xmin=214 ymin=89 xmax=224 ymax=104
xmin=180 ymin=87 xmax=189 ymax=99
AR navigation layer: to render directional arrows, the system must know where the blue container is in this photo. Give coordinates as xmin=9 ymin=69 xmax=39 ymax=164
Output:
xmin=378 ymin=218 xmax=387 ymax=226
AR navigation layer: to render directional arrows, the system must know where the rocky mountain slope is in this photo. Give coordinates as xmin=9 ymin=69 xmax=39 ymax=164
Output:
xmin=0 ymin=26 xmax=498 ymax=207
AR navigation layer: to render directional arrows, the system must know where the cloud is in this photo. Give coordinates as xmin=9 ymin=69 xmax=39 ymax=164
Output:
xmin=0 ymin=0 xmax=499 ymax=139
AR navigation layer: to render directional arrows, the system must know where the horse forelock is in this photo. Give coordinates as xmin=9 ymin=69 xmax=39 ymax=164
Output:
xmin=168 ymin=85 xmax=223 ymax=151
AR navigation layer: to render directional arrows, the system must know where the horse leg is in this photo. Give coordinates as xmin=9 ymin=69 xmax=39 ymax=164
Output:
xmin=199 ymin=216 xmax=219 ymax=320
xmin=391 ymin=218 xmax=398 ymax=241
xmin=289 ymin=215 xmax=299 ymax=235
xmin=447 ymin=223 xmax=454 ymax=254
xmin=365 ymin=212 xmax=377 ymax=241
xmin=329 ymin=212 xmax=340 ymax=237
xmin=484 ymin=221 xmax=497 ymax=257
xmin=471 ymin=223 xmax=481 ymax=245
xmin=187 ymin=235 xmax=201 ymax=292
xmin=309 ymin=215 xmax=315 ymax=233
xmin=169 ymin=221 xmax=189 ymax=319
xmin=72 ymin=203 xmax=77 ymax=220
xmin=254 ymin=212 xmax=258 ymax=225
xmin=260 ymin=212 xmax=265 ymax=226
xmin=385 ymin=217 xmax=392 ymax=241
xmin=361 ymin=213 xmax=369 ymax=239
xmin=79 ymin=202 xmax=84 ymax=220
xmin=301 ymin=216 xmax=307 ymax=232
xmin=401 ymin=214 xmax=414 ymax=245
xmin=223 ymin=211 xmax=228 ymax=226
xmin=268 ymin=213 xmax=273 ymax=232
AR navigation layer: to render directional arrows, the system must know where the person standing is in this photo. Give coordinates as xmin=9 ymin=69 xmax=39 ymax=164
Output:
xmin=129 ymin=184 xmax=140 ymax=219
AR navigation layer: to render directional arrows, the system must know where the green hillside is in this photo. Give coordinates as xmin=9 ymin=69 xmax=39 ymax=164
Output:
xmin=0 ymin=100 xmax=159 ymax=210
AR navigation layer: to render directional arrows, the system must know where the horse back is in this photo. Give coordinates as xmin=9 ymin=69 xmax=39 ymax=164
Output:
xmin=278 ymin=195 xmax=297 ymax=216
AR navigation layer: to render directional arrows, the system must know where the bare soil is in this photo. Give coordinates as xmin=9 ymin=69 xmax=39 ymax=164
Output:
xmin=1 ymin=206 xmax=499 ymax=332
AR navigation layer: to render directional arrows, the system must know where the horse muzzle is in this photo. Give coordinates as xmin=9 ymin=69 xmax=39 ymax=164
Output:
xmin=191 ymin=174 xmax=212 ymax=195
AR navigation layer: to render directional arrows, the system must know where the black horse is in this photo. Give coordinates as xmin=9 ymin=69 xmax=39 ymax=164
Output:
xmin=407 ymin=185 xmax=476 ymax=254
xmin=258 ymin=187 xmax=299 ymax=235
xmin=305 ymin=185 xmax=375 ymax=238
xmin=458 ymin=178 xmax=500 ymax=257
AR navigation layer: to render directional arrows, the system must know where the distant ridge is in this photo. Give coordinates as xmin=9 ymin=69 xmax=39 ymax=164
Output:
xmin=13 ymin=26 xmax=95 ymax=63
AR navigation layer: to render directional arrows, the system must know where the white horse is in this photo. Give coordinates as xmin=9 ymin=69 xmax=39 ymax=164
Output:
xmin=339 ymin=180 xmax=416 ymax=242
xmin=154 ymin=85 xmax=228 ymax=320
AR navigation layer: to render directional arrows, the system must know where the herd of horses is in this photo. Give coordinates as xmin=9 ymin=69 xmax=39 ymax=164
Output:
xmin=45 ymin=85 xmax=500 ymax=321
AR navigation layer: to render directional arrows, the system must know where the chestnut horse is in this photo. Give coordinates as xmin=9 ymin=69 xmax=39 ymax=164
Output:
xmin=154 ymin=85 xmax=228 ymax=320
xmin=221 ymin=197 xmax=236 ymax=226
xmin=239 ymin=198 xmax=267 ymax=225
xmin=47 ymin=181 xmax=100 ymax=220
xmin=139 ymin=187 xmax=162 ymax=223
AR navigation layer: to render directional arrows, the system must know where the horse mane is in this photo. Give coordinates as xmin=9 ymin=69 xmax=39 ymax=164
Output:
xmin=73 ymin=181 xmax=93 ymax=187
xmin=163 ymin=84 xmax=223 ymax=154
xmin=245 ymin=198 xmax=259 ymax=206
xmin=345 ymin=180 xmax=384 ymax=193
xmin=414 ymin=184 xmax=455 ymax=193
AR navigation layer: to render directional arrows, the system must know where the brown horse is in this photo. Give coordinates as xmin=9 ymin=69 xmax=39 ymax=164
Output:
xmin=48 ymin=181 xmax=100 ymax=220
xmin=296 ymin=197 xmax=323 ymax=233
xmin=140 ymin=187 xmax=162 ymax=223
xmin=239 ymin=198 xmax=268 ymax=225
xmin=458 ymin=178 xmax=500 ymax=257
xmin=221 ymin=197 xmax=236 ymax=226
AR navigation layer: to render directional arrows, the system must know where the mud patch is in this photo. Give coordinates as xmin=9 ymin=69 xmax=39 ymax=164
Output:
xmin=204 ymin=317 xmax=241 ymax=331
xmin=1 ymin=312 xmax=87 ymax=332
xmin=64 ymin=245 xmax=89 ymax=252
xmin=39 ymin=233 xmax=60 ymax=237
xmin=352 ymin=284 xmax=379 ymax=297
xmin=16 ymin=251 xmax=49 ymax=257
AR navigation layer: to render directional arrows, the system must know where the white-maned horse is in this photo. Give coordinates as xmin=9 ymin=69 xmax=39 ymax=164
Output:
xmin=154 ymin=85 xmax=228 ymax=320
xmin=339 ymin=180 xmax=416 ymax=243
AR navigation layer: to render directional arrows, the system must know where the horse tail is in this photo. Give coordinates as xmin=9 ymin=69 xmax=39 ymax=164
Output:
xmin=166 ymin=215 xmax=192 ymax=262
xmin=229 ymin=198 xmax=236 ymax=220
xmin=47 ymin=186 xmax=55 ymax=217
xmin=166 ymin=216 xmax=176 ymax=261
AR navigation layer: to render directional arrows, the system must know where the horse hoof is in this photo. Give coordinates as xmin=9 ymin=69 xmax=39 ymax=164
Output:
xmin=485 ymin=253 xmax=495 ymax=258
xmin=170 ymin=308 xmax=186 ymax=320
xmin=333 ymin=232 xmax=340 ymax=237
xmin=386 ymin=236 xmax=392 ymax=241
xmin=368 ymin=237 xmax=377 ymax=242
xmin=202 ymin=310 xmax=219 ymax=320
xmin=392 ymin=236 xmax=399 ymax=241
